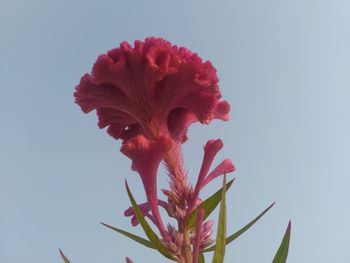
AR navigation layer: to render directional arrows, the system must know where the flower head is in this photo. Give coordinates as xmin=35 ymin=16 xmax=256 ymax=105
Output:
xmin=74 ymin=37 xmax=230 ymax=143
xmin=74 ymin=38 xmax=234 ymax=256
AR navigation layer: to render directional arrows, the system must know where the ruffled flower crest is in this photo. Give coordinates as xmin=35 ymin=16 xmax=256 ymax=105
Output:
xmin=74 ymin=37 xmax=230 ymax=143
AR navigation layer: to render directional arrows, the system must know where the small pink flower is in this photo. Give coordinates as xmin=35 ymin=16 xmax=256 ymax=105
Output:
xmin=199 ymin=220 xmax=215 ymax=249
xmin=166 ymin=224 xmax=184 ymax=257
xmin=74 ymin=37 xmax=230 ymax=143
xmin=188 ymin=139 xmax=235 ymax=214
xmin=124 ymin=200 xmax=168 ymax=227
xmin=74 ymin=38 xmax=234 ymax=257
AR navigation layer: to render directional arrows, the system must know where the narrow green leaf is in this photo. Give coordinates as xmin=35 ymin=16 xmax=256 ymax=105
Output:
xmin=203 ymin=202 xmax=275 ymax=252
xmin=187 ymin=179 xmax=234 ymax=229
xmin=59 ymin=249 xmax=71 ymax=263
xmin=101 ymin=222 xmax=155 ymax=249
xmin=272 ymin=221 xmax=292 ymax=263
xmin=125 ymin=181 xmax=176 ymax=261
xmin=199 ymin=253 xmax=205 ymax=263
xmin=212 ymin=174 xmax=227 ymax=263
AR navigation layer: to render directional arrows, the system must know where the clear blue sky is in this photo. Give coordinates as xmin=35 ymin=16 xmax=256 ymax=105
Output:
xmin=1 ymin=0 xmax=350 ymax=262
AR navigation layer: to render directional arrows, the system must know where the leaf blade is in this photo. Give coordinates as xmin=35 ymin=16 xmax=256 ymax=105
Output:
xmin=212 ymin=174 xmax=227 ymax=263
xmin=125 ymin=181 xmax=175 ymax=261
xmin=59 ymin=249 xmax=71 ymax=263
xmin=272 ymin=221 xmax=292 ymax=263
xmin=101 ymin=222 xmax=155 ymax=249
xmin=204 ymin=202 xmax=275 ymax=252
xmin=187 ymin=179 xmax=234 ymax=229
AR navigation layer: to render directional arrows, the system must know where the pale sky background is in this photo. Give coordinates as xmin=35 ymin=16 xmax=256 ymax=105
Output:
xmin=1 ymin=0 xmax=350 ymax=262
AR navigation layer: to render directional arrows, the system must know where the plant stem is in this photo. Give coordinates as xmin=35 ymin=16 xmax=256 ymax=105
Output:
xmin=183 ymin=230 xmax=193 ymax=263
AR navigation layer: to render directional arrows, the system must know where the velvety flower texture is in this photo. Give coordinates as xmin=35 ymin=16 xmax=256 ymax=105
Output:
xmin=74 ymin=37 xmax=234 ymax=261
xmin=74 ymin=37 xmax=230 ymax=143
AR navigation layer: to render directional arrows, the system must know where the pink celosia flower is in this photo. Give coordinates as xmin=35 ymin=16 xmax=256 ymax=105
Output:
xmin=74 ymin=37 xmax=229 ymax=143
xmin=74 ymin=37 xmax=233 ymax=254
xmin=72 ymin=36 xmax=290 ymax=262
xmin=73 ymin=37 xmax=231 ymax=208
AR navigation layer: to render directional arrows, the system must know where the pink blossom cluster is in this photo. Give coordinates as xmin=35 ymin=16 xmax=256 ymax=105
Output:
xmin=74 ymin=37 xmax=235 ymax=262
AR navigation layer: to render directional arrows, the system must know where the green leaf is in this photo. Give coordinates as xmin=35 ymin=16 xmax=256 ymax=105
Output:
xmin=59 ymin=249 xmax=71 ymax=263
xmin=212 ymin=174 xmax=227 ymax=263
xmin=199 ymin=253 xmax=205 ymax=263
xmin=187 ymin=179 xmax=235 ymax=229
xmin=101 ymin=222 xmax=155 ymax=249
xmin=125 ymin=181 xmax=176 ymax=261
xmin=272 ymin=221 xmax=292 ymax=263
xmin=203 ymin=202 xmax=275 ymax=252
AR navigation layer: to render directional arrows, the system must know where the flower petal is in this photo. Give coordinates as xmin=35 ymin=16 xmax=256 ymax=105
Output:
xmin=187 ymin=139 xmax=224 ymax=213
xmin=214 ymin=100 xmax=230 ymax=121
xmin=124 ymin=200 xmax=169 ymax=227
xmin=202 ymin=159 xmax=235 ymax=189
xmin=124 ymin=201 xmax=150 ymax=217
